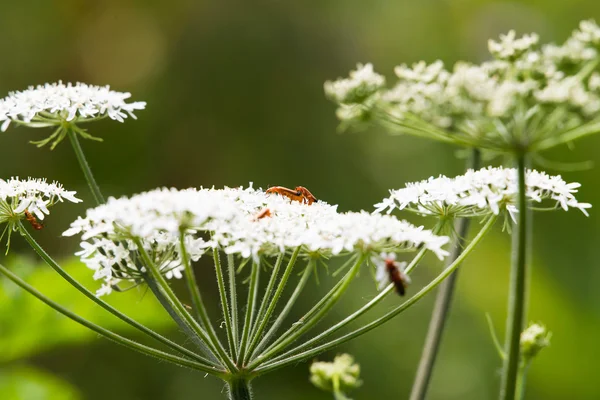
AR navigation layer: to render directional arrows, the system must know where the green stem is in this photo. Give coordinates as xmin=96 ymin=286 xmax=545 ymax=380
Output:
xmin=267 ymin=247 xmax=429 ymax=364
xmin=516 ymin=361 xmax=531 ymax=400
xmin=0 ymin=263 xmax=225 ymax=377
xmin=179 ymin=233 xmax=235 ymax=371
xmin=227 ymin=377 xmax=253 ymax=400
xmin=255 ymin=216 xmax=496 ymax=374
xmin=500 ymin=153 xmax=529 ymax=400
xmin=18 ymin=224 xmax=215 ymax=366
xmin=409 ymin=149 xmax=481 ymax=400
xmin=67 ymin=126 xmax=105 ymax=205
xmin=214 ymin=249 xmax=236 ymax=360
xmin=249 ymin=256 xmax=311 ymax=360
xmin=237 ymin=260 xmax=260 ymax=366
xmin=228 ymin=254 xmax=239 ymax=357
xmin=134 ymin=238 xmax=236 ymax=371
xmin=245 ymin=248 xmax=300 ymax=361
xmin=249 ymin=254 xmax=366 ymax=370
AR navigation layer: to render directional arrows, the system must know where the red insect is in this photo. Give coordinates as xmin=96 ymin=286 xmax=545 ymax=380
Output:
xmin=385 ymin=257 xmax=411 ymax=296
xmin=266 ymin=186 xmax=317 ymax=205
xmin=24 ymin=210 xmax=44 ymax=231
xmin=254 ymin=208 xmax=272 ymax=220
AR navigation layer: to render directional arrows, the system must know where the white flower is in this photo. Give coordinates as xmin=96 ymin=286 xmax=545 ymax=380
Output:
xmin=324 ymin=63 xmax=385 ymax=104
xmin=65 ymin=185 xmax=449 ymax=295
xmin=375 ymin=167 xmax=591 ymax=219
xmin=573 ymin=20 xmax=600 ymax=47
xmin=0 ymin=81 xmax=146 ymax=131
xmin=394 ymin=60 xmax=448 ymax=83
xmin=488 ymin=30 xmax=539 ymax=60
xmin=310 ymin=354 xmax=362 ymax=395
xmin=0 ymin=177 xmax=82 ymax=221
xmin=521 ymin=322 xmax=551 ymax=360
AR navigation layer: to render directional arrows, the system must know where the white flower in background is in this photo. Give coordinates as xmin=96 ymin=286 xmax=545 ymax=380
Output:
xmin=65 ymin=185 xmax=449 ymax=295
xmin=324 ymin=63 xmax=385 ymax=104
xmin=310 ymin=354 xmax=362 ymax=397
xmin=375 ymin=167 xmax=591 ymax=219
xmin=0 ymin=81 xmax=146 ymax=148
xmin=573 ymin=20 xmax=600 ymax=47
xmin=326 ymin=19 xmax=600 ymax=152
xmin=488 ymin=30 xmax=539 ymax=60
xmin=520 ymin=322 xmax=551 ymax=360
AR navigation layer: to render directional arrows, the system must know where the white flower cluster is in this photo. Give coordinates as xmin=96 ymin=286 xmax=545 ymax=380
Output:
xmin=64 ymin=185 xmax=449 ymax=296
xmin=0 ymin=81 xmax=146 ymax=131
xmin=324 ymin=63 xmax=385 ymax=104
xmin=488 ymin=30 xmax=539 ymax=60
xmin=326 ymin=20 xmax=600 ymax=150
xmin=375 ymin=167 xmax=591 ymax=219
xmin=310 ymin=354 xmax=362 ymax=395
xmin=0 ymin=177 xmax=81 ymax=222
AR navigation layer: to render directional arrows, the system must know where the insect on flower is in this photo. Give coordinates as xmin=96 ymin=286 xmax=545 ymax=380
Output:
xmin=24 ymin=210 xmax=44 ymax=230
xmin=385 ymin=256 xmax=411 ymax=296
xmin=266 ymin=186 xmax=317 ymax=205
xmin=254 ymin=208 xmax=272 ymax=220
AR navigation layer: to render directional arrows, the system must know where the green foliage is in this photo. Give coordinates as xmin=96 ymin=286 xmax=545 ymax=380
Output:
xmin=0 ymin=255 xmax=173 ymax=363
xmin=0 ymin=365 xmax=81 ymax=400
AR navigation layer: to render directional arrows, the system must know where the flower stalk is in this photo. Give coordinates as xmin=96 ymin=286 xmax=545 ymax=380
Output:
xmin=66 ymin=125 xmax=105 ymax=205
xmin=500 ymin=152 xmax=529 ymax=400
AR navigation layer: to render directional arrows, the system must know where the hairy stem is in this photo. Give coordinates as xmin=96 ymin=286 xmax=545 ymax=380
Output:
xmin=500 ymin=153 xmax=529 ymax=400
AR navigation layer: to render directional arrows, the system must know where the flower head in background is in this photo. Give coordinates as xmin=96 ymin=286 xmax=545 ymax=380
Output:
xmin=520 ymin=322 xmax=551 ymax=361
xmin=310 ymin=354 xmax=362 ymax=400
xmin=0 ymin=177 xmax=81 ymax=251
xmin=64 ymin=185 xmax=449 ymax=296
xmin=375 ymin=167 xmax=591 ymax=223
xmin=0 ymin=81 xmax=146 ymax=148
xmin=325 ymin=20 xmax=600 ymax=153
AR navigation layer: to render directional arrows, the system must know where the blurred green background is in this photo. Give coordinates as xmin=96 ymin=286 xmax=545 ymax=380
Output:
xmin=1 ymin=0 xmax=600 ymax=399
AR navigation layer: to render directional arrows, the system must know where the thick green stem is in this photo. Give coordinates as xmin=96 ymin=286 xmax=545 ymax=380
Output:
xmin=249 ymin=255 xmax=365 ymax=369
xmin=67 ymin=127 xmax=105 ymax=205
xmin=500 ymin=153 xmax=529 ymax=400
xmin=255 ymin=216 xmax=496 ymax=374
xmin=0 ymin=263 xmax=225 ymax=377
xmin=237 ymin=260 xmax=261 ymax=366
xmin=227 ymin=377 xmax=253 ymax=400
xmin=18 ymin=224 xmax=215 ymax=366
xmin=409 ymin=149 xmax=481 ymax=400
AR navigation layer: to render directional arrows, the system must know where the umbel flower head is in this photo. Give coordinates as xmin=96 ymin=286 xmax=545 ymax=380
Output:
xmin=326 ymin=20 xmax=600 ymax=153
xmin=310 ymin=354 xmax=362 ymax=399
xmin=0 ymin=81 xmax=146 ymax=149
xmin=375 ymin=167 xmax=591 ymax=222
xmin=0 ymin=177 xmax=81 ymax=250
xmin=64 ymin=185 xmax=449 ymax=296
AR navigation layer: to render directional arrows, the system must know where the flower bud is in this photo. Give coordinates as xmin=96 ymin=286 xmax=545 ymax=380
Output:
xmin=310 ymin=354 xmax=361 ymax=399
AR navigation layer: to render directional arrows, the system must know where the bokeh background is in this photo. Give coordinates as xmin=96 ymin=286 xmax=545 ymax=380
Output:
xmin=1 ymin=1 xmax=600 ymax=399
